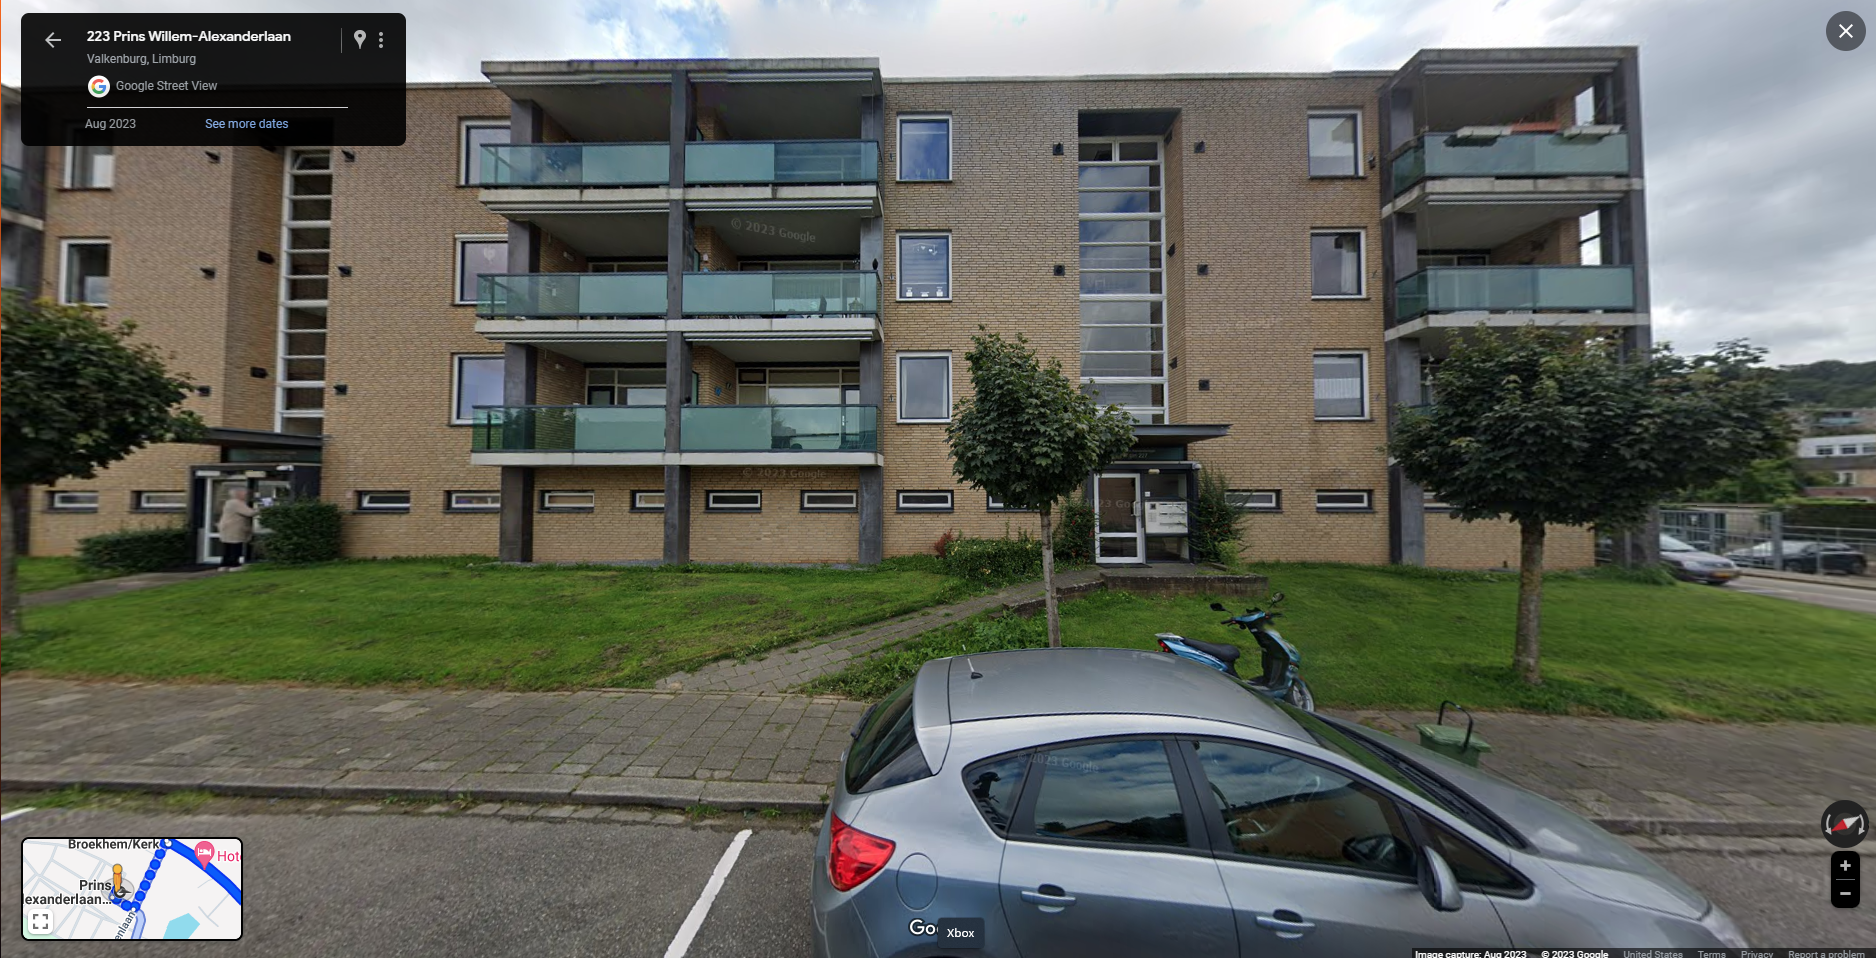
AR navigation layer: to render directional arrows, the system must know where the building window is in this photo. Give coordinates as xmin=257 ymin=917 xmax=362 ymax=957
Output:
xmin=1306 ymin=111 xmax=1361 ymax=177
xmin=1816 ymin=446 xmax=1837 ymax=457
xmin=358 ymin=491 xmax=412 ymax=512
xmin=897 ymin=115 xmax=952 ymax=181
xmin=896 ymin=352 xmax=952 ymax=422
xmin=1080 ymin=137 xmax=1166 ymax=424
xmin=986 ymin=495 xmax=1034 ymax=512
xmin=1424 ymin=490 xmax=1452 ymax=512
xmin=735 ymin=367 xmax=859 ymax=405
xmin=456 ymin=236 xmax=508 ymax=305
xmin=48 ymin=491 xmax=99 ymax=512
xmin=60 ymin=240 xmax=110 ymax=306
xmin=541 ymin=490 xmax=596 ymax=512
xmin=446 ymin=491 xmax=501 ymax=512
xmin=1227 ymin=490 xmax=1280 ymax=512
xmin=453 ymin=354 xmax=505 ymax=424
xmin=1315 ymin=490 xmax=1373 ymax=512
xmin=65 ymin=142 xmax=114 ymax=189
xmin=134 ymin=491 xmax=187 ymax=512
xmin=801 ymin=490 xmax=859 ymax=512
xmin=897 ymin=233 xmax=951 ymax=300
xmin=1838 ymin=471 xmax=1857 ymax=486
xmin=631 ymin=491 xmax=665 ymax=512
xmin=897 ymin=490 xmax=954 ymax=512
xmin=706 ymin=491 xmax=761 ymax=512
xmin=460 ymin=121 xmax=510 ymax=186
xmin=1309 ymin=230 xmax=1364 ymax=298
xmin=1313 ymin=352 xmax=1369 ymax=420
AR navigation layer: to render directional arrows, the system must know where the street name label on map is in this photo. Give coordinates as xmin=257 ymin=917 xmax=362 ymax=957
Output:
xmin=20 ymin=836 xmax=242 ymax=940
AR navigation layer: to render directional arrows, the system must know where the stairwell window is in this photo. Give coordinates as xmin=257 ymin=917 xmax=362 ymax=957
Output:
xmin=1309 ymin=230 xmax=1364 ymax=298
xmin=1306 ymin=111 xmax=1361 ymax=177
xmin=897 ymin=234 xmax=951 ymax=300
xmin=897 ymin=115 xmax=952 ymax=181
xmin=60 ymin=240 xmax=110 ymax=306
xmin=1313 ymin=352 xmax=1368 ymax=420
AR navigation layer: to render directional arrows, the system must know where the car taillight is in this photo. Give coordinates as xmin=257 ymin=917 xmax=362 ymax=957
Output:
xmin=827 ymin=814 xmax=895 ymax=892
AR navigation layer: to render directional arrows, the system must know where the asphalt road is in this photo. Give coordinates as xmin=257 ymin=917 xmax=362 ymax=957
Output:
xmin=6 ymin=807 xmax=1867 ymax=954
xmin=1730 ymin=573 xmax=1876 ymax=615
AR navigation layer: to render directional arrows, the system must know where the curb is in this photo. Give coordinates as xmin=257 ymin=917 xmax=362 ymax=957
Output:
xmin=1588 ymin=815 xmax=1812 ymax=839
xmin=1740 ymin=568 xmax=1876 ymax=591
xmin=0 ymin=764 xmax=831 ymax=813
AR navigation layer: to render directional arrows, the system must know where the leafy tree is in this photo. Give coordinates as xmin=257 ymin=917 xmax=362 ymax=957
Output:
xmin=2 ymin=293 xmax=204 ymax=633
xmin=1389 ymin=327 xmax=1790 ymax=685
xmin=1677 ymin=456 xmax=1807 ymax=503
xmin=1187 ymin=470 xmax=1246 ymax=566
xmin=948 ymin=331 xmax=1134 ymax=646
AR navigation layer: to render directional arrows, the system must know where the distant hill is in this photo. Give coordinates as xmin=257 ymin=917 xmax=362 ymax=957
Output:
xmin=1773 ymin=360 xmax=1876 ymax=408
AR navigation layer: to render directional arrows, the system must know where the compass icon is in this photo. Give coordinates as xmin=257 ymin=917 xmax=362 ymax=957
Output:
xmin=1823 ymin=799 xmax=1868 ymax=849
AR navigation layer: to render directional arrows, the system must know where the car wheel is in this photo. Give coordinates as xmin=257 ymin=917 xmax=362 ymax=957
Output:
xmin=1853 ymin=560 xmax=1869 ymax=577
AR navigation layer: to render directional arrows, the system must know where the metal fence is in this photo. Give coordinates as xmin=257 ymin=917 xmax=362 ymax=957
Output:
xmin=1661 ymin=508 xmax=1875 ymax=578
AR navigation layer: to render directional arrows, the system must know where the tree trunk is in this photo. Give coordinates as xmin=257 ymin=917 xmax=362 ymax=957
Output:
xmin=1040 ymin=504 xmax=1061 ymax=648
xmin=1514 ymin=516 xmax=1546 ymax=686
xmin=2 ymin=483 xmax=20 ymax=636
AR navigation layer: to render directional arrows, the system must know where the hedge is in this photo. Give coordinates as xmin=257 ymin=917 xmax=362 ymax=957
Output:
xmin=943 ymin=535 xmax=1043 ymax=587
xmin=1054 ymin=496 xmax=1096 ymax=565
xmin=1781 ymin=501 xmax=1876 ymax=530
xmin=77 ymin=526 xmax=192 ymax=574
xmin=256 ymin=498 xmax=342 ymax=564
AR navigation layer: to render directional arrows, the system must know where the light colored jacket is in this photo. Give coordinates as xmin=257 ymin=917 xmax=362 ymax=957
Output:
xmin=217 ymin=498 xmax=258 ymax=544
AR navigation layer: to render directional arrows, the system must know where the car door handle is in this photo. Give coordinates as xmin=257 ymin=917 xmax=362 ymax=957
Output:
xmin=1255 ymin=910 xmax=1316 ymax=938
xmin=1020 ymin=885 xmax=1077 ymax=908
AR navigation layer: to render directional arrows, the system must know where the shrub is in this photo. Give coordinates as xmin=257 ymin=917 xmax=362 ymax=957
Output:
xmin=77 ymin=526 xmax=192 ymax=574
xmin=1054 ymin=495 xmax=1095 ymax=565
xmin=943 ymin=534 xmax=1042 ymax=587
xmin=1780 ymin=501 xmax=1876 ymax=530
xmin=1188 ymin=470 xmax=1246 ymax=566
xmin=934 ymin=529 xmax=961 ymax=557
xmin=256 ymin=498 xmax=342 ymax=565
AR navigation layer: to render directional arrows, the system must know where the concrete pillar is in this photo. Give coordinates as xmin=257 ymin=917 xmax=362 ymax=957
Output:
xmin=1385 ymin=337 xmax=1425 ymax=565
xmin=495 ymin=212 xmax=542 ymax=563
xmin=663 ymin=70 xmax=693 ymax=565
xmin=857 ymin=340 xmax=884 ymax=564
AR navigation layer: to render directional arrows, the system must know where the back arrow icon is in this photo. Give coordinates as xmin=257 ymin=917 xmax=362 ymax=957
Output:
xmin=46 ymin=33 xmax=60 ymax=48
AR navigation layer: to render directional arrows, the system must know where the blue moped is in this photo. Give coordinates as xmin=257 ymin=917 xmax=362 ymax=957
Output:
xmin=1156 ymin=593 xmax=1315 ymax=711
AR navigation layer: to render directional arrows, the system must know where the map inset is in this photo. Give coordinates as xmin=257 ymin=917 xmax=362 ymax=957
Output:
xmin=21 ymin=837 xmax=241 ymax=940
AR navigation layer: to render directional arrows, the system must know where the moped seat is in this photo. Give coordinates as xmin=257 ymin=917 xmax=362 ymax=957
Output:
xmin=1182 ymin=638 xmax=1242 ymax=664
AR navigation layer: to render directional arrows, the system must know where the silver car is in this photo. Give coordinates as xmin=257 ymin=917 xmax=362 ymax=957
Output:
xmin=811 ymin=648 xmax=1748 ymax=957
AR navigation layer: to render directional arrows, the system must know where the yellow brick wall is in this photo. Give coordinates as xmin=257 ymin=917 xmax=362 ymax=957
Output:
xmin=537 ymin=349 xmax=586 ymax=406
xmin=1490 ymin=218 xmax=1579 ymax=266
xmin=1425 ymin=516 xmax=1596 ymax=571
xmin=693 ymin=225 xmax=739 ymax=271
xmin=689 ymin=467 xmax=864 ymax=563
xmin=692 ymin=345 xmax=737 ymax=405
xmin=531 ymin=467 xmax=665 ymax=563
xmin=540 ymin=229 xmax=587 ymax=272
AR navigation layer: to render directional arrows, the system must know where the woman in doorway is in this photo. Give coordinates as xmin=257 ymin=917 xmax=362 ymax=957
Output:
xmin=217 ymin=488 xmax=258 ymax=571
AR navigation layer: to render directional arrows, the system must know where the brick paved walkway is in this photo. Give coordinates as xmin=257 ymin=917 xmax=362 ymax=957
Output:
xmin=4 ymin=678 xmax=1869 ymax=829
xmin=653 ymin=569 xmax=1104 ymax=693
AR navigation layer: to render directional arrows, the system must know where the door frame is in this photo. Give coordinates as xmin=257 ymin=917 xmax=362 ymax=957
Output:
xmin=1094 ymin=472 xmax=1144 ymax=564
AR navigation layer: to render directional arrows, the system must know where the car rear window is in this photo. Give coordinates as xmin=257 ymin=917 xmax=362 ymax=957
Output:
xmin=963 ymin=752 xmax=1030 ymax=833
xmin=845 ymin=678 xmax=933 ymax=794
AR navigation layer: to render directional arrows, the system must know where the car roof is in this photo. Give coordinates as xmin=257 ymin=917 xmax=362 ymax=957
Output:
xmin=937 ymin=647 xmax=1306 ymax=740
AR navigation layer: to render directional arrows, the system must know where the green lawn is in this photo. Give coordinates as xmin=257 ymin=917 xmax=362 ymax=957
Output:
xmin=806 ymin=564 xmax=1876 ymax=723
xmin=15 ymin=557 xmax=119 ymax=594
xmin=4 ymin=557 xmax=968 ymax=690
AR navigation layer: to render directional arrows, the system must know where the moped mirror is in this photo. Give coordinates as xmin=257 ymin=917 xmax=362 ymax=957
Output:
xmin=1417 ymin=848 xmax=1464 ymax=912
xmin=1208 ymin=602 xmax=1227 ymax=612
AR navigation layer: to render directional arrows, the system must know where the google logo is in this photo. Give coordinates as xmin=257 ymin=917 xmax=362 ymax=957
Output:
xmin=88 ymin=76 xmax=110 ymax=98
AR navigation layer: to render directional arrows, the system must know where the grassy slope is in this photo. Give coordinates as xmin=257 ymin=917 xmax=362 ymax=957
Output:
xmin=5 ymin=558 xmax=965 ymax=690
xmin=15 ymin=557 xmax=118 ymax=594
xmin=809 ymin=564 xmax=1876 ymax=722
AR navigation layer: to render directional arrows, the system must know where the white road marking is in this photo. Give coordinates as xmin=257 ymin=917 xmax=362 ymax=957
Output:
xmin=1 ymin=807 xmax=38 ymax=822
xmin=663 ymin=828 xmax=753 ymax=958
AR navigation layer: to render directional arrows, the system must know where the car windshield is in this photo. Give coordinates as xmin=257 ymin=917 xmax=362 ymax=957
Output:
xmin=1660 ymin=535 xmax=1696 ymax=552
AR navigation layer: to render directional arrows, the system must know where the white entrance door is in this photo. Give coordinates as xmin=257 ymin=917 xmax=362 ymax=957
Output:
xmin=196 ymin=474 xmax=289 ymax=563
xmin=1095 ymin=473 xmax=1143 ymax=564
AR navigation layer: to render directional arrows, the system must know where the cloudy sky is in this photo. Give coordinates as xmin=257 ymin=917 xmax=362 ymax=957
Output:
xmin=6 ymin=0 xmax=1873 ymax=364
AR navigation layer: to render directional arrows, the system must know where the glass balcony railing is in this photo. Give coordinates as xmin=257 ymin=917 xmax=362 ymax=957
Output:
xmin=2 ymin=165 xmax=22 ymax=211
xmin=683 ymin=270 xmax=878 ymax=316
xmin=474 ymin=143 xmax=668 ymax=187
xmin=681 ymin=405 xmax=878 ymax=453
xmin=477 ymin=273 xmax=668 ymax=318
xmin=1395 ymin=266 xmax=1636 ymax=321
xmin=1391 ymin=131 xmax=1632 ymax=196
xmin=472 ymin=406 xmax=665 ymax=452
xmin=684 ymin=140 xmax=879 ymax=185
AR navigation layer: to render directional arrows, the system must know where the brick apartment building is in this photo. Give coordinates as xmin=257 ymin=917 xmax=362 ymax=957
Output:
xmin=5 ymin=47 xmax=1648 ymax=570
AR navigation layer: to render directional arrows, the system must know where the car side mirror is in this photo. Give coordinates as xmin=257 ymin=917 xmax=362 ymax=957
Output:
xmin=1209 ymin=602 xmax=1227 ymax=612
xmin=1417 ymin=847 xmax=1463 ymax=912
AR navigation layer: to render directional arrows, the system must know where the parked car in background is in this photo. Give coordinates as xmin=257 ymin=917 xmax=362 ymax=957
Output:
xmin=1658 ymin=535 xmax=1739 ymax=585
xmin=1724 ymin=540 xmax=1869 ymax=576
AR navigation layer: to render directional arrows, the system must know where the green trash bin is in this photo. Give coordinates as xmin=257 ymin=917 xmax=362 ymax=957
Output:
xmin=1416 ymin=701 xmax=1492 ymax=767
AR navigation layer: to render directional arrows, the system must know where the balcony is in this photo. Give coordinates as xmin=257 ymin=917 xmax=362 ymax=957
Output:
xmin=469 ymin=404 xmax=880 ymax=467
xmin=1391 ymin=131 xmax=1632 ymax=197
xmin=684 ymin=141 xmax=878 ymax=186
xmin=474 ymin=143 xmax=667 ymax=187
xmin=683 ymin=271 xmax=876 ymax=317
xmin=2 ymin=165 xmax=22 ymax=211
xmin=1394 ymin=265 xmax=1636 ymax=321
xmin=477 ymin=273 xmax=668 ymax=319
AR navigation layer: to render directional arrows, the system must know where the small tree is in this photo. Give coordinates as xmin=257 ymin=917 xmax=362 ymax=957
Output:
xmin=2 ymin=294 xmax=203 ymax=633
xmin=1390 ymin=327 xmax=1790 ymax=685
xmin=949 ymin=331 xmax=1134 ymax=646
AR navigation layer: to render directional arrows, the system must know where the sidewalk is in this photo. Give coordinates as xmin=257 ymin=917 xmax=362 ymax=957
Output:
xmin=1741 ymin=567 xmax=1876 ymax=591
xmin=23 ymin=569 xmax=219 ymax=608
xmin=5 ymin=677 xmax=1868 ymax=831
